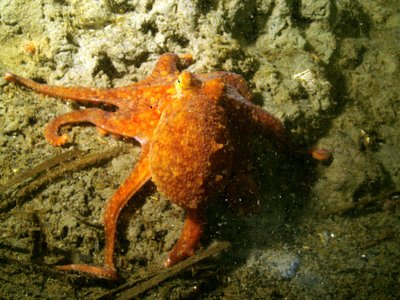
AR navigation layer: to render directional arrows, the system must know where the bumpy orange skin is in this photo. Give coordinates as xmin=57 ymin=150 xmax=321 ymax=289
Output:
xmin=4 ymin=53 xmax=329 ymax=279
xmin=151 ymin=72 xmax=233 ymax=210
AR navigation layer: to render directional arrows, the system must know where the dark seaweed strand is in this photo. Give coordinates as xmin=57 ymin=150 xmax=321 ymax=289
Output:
xmin=0 ymin=146 xmax=129 ymax=213
xmin=0 ymin=149 xmax=84 ymax=194
xmin=16 ymin=146 xmax=129 ymax=199
xmin=101 ymin=241 xmax=231 ymax=300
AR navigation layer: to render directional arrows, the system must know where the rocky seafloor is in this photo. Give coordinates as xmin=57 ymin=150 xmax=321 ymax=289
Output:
xmin=0 ymin=0 xmax=399 ymax=298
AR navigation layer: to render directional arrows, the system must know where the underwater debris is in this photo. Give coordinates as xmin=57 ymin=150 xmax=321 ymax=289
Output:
xmin=0 ymin=149 xmax=84 ymax=194
xmin=97 ymin=241 xmax=231 ymax=299
xmin=0 ymin=146 xmax=129 ymax=213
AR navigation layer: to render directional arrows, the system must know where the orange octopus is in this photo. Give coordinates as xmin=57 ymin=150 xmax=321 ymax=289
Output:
xmin=4 ymin=53 xmax=330 ymax=280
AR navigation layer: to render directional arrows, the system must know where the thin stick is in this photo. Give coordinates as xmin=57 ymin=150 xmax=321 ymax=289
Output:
xmin=98 ymin=241 xmax=231 ymax=300
xmin=0 ymin=146 xmax=130 ymax=213
xmin=0 ymin=149 xmax=84 ymax=193
xmin=17 ymin=146 xmax=128 ymax=198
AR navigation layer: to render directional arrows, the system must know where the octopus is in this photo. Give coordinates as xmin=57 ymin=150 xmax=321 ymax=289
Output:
xmin=4 ymin=53 xmax=330 ymax=280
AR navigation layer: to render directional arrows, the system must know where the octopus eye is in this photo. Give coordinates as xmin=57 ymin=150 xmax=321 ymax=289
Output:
xmin=176 ymin=71 xmax=193 ymax=89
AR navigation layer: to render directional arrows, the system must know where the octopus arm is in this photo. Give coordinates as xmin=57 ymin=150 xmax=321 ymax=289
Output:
xmin=225 ymin=86 xmax=286 ymax=150
xmin=4 ymin=72 xmax=129 ymax=107
xmin=57 ymin=144 xmax=152 ymax=279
